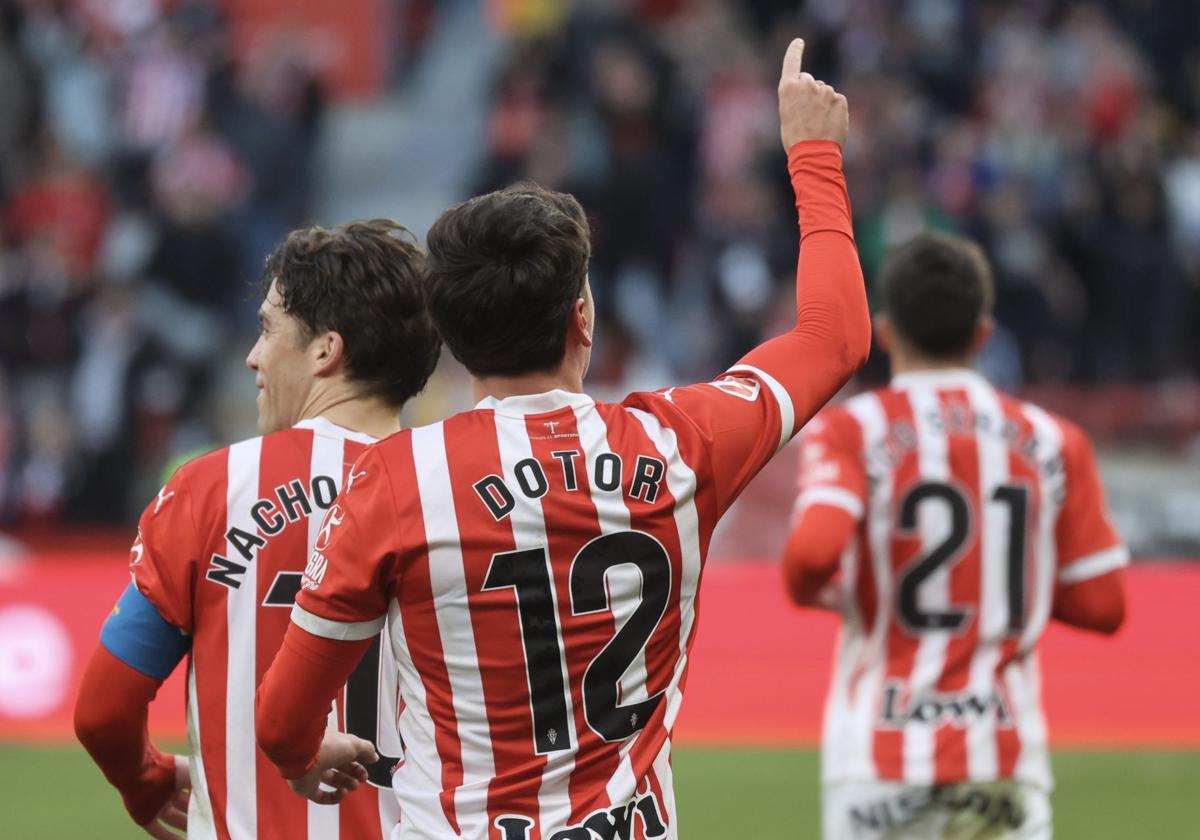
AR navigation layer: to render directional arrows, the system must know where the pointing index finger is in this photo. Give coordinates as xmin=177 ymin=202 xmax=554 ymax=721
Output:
xmin=780 ymin=38 xmax=805 ymax=83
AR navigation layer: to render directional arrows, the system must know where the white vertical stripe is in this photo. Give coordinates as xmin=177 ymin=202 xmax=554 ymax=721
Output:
xmin=490 ymin=415 xmax=577 ymax=832
xmin=625 ymin=407 xmax=701 ymax=827
xmin=186 ymin=660 xmax=218 ymax=840
xmin=651 ymin=738 xmax=678 ymax=840
xmin=411 ymin=424 xmax=496 ymax=837
xmin=903 ymin=385 xmax=951 ymax=785
xmin=376 ymin=613 xmax=404 ymax=836
xmin=964 ymin=381 xmax=1005 ymax=780
xmin=388 ymin=598 xmax=460 ymax=837
xmin=1005 ymin=653 xmax=1052 ymax=788
xmin=572 ymin=405 xmax=646 ymax=806
xmin=841 ymin=394 xmax=890 ymax=782
xmin=1019 ymin=405 xmax=1064 ymax=653
xmin=224 ymin=437 xmax=261 ymax=838
xmin=307 ymin=432 xmax=344 ymax=840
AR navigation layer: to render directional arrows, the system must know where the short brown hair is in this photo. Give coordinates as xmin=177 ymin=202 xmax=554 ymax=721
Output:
xmin=879 ymin=232 xmax=995 ymax=358
xmin=262 ymin=219 xmax=440 ymax=406
xmin=425 ymin=182 xmax=591 ymax=377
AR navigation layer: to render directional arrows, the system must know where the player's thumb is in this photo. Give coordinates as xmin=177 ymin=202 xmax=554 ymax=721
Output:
xmin=348 ymin=735 xmax=379 ymax=765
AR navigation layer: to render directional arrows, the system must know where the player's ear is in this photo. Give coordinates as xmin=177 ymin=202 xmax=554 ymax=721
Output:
xmin=311 ymin=330 xmax=346 ymax=377
xmin=971 ymin=315 xmax=994 ymax=355
xmin=570 ymin=294 xmax=593 ymax=348
xmin=874 ymin=313 xmax=894 ymax=355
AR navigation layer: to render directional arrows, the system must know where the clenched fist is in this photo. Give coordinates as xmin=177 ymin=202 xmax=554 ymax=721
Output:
xmin=778 ymin=39 xmax=848 ymax=149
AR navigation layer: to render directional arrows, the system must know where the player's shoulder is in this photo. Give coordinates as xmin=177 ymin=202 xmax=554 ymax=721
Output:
xmin=999 ymin=391 xmax=1090 ymax=451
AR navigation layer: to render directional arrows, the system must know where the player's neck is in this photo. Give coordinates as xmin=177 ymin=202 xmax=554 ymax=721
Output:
xmin=472 ymin=369 xmax=585 ymax=404
xmin=890 ymin=353 xmax=976 ymax=378
xmin=298 ymin=386 xmax=402 ymax=440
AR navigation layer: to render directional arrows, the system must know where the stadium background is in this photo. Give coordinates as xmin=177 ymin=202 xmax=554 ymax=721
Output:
xmin=0 ymin=0 xmax=1197 ymax=836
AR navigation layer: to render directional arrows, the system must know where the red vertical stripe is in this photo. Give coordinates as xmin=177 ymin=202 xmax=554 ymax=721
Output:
xmin=187 ymin=448 xmax=235 ymax=840
xmin=872 ymin=388 xmax=919 ymax=781
xmin=388 ymin=431 xmax=464 ymax=834
xmin=522 ymin=408 xmax=619 ymax=823
xmin=441 ymin=410 xmax=545 ymax=832
xmin=995 ymin=396 xmax=1041 ymax=778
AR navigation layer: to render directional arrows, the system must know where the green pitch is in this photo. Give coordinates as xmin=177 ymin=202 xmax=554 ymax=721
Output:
xmin=2 ymin=745 xmax=1193 ymax=838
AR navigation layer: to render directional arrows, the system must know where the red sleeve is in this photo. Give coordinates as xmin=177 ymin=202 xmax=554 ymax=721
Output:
xmin=74 ymin=646 xmax=176 ymax=825
xmin=256 ymin=626 xmax=372 ymax=779
xmin=130 ymin=466 xmax=203 ymax=633
xmin=1053 ymin=568 xmax=1126 ymax=635
xmin=623 ymin=141 xmax=870 ymax=514
xmin=782 ymin=503 xmax=858 ymax=606
xmin=1055 ymin=423 xmax=1128 ymax=585
xmin=792 ymin=407 xmax=867 ymax=524
xmin=291 ymin=447 xmax=399 ymax=639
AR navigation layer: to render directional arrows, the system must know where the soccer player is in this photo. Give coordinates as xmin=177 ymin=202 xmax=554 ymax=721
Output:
xmin=254 ymin=39 xmax=870 ymax=839
xmin=73 ymin=220 xmax=441 ymax=840
xmin=782 ymin=232 xmax=1128 ymax=839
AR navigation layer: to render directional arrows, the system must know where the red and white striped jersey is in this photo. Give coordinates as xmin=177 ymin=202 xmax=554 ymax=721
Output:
xmin=292 ymin=377 xmax=799 ymax=839
xmin=793 ymin=369 xmax=1128 ymax=789
xmin=131 ymin=417 xmax=403 ymax=840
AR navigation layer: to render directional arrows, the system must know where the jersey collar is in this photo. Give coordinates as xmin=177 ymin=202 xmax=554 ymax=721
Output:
xmin=890 ymin=367 xmax=988 ymax=391
xmin=293 ymin=416 xmax=379 ymax=444
xmin=475 ymin=389 xmax=595 ymax=417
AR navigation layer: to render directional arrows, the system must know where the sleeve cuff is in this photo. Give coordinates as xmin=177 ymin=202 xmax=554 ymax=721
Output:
xmin=1059 ymin=545 xmax=1130 ymax=584
xmin=796 ymin=486 xmax=865 ymax=521
xmin=726 ymin=364 xmax=797 ymax=451
xmin=290 ymin=604 xmax=385 ymax=641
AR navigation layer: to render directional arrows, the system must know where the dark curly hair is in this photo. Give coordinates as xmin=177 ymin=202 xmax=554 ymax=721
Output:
xmin=424 ymin=182 xmax=591 ymax=377
xmin=261 ymin=219 xmax=441 ymax=407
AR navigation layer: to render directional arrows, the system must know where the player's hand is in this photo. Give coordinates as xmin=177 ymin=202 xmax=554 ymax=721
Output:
xmin=287 ymin=729 xmax=377 ymax=805
xmin=778 ymin=38 xmax=848 ymax=149
xmin=140 ymin=754 xmax=190 ymax=839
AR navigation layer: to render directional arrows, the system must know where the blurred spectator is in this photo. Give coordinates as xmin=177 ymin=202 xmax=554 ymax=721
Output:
xmin=0 ymin=0 xmax=328 ymax=525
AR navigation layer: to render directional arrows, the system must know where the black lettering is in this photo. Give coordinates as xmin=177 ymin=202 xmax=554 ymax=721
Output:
xmin=552 ymin=450 xmax=581 ymax=492
xmin=311 ymin=475 xmax=337 ymax=509
xmin=547 ymin=829 xmax=591 ymax=840
xmin=251 ymin=500 xmax=285 ymax=536
xmin=636 ymin=793 xmax=669 ymax=837
xmin=583 ymin=801 xmax=636 ymax=840
xmin=206 ymin=554 xmax=247 ymax=589
xmin=474 ymin=475 xmax=516 ymax=521
xmin=629 ymin=456 xmax=665 ymax=503
xmin=850 ymin=805 xmax=883 ymax=830
xmin=961 ymin=693 xmax=991 ymax=719
xmin=495 ymin=816 xmax=535 ymax=840
xmin=595 ymin=453 xmax=622 ymax=492
xmin=881 ymin=683 xmax=902 ymax=725
xmin=226 ymin=526 xmax=266 ymax=561
xmin=262 ymin=571 xmax=303 ymax=607
xmin=911 ymin=699 xmax=941 ymax=723
xmin=514 ymin=458 xmax=549 ymax=499
xmin=277 ymin=479 xmax=312 ymax=521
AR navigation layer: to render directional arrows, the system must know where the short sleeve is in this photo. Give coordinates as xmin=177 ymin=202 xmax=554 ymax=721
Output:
xmin=292 ymin=447 xmax=397 ymax=641
xmin=792 ymin=407 xmax=866 ymax=525
xmin=624 ymin=368 xmax=793 ymax=514
xmin=130 ymin=469 xmax=202 ymax=634
xmin=1055 ymin=423 xmax=1129 ymax=585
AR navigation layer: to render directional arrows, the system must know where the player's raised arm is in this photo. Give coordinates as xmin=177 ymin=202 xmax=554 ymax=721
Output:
xmin=737 ymin=37 xmax=869 ymax=429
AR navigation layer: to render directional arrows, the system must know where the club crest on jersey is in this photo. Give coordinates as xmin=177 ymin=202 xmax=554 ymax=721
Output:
xmin=706 ymin=375 xmax=760 ymax=402
xmin=493 ymin=789 xmax=668 ymax=840
xmin=314 ymin=504 xmax=345 ymax=553
xmin=301 ymin=550 xmax=328 ymax=591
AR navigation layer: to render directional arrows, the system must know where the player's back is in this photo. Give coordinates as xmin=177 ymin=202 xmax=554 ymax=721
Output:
xmin=131 ymin=417 xmax=401 ymax=840
xmin=803 ymin=369 xmax=1127 ymax=789
xmin=346 ymin=381 xmax=793 ymax=839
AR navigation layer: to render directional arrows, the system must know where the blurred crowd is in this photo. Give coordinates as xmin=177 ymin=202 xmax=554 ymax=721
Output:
xmin=479 ymin=0 xmax=1200 ymax=398
xmin=3 ymin=0 xmax=1200 ymax=529
xmin=0 ymin=0 xmax=325 ymax=525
